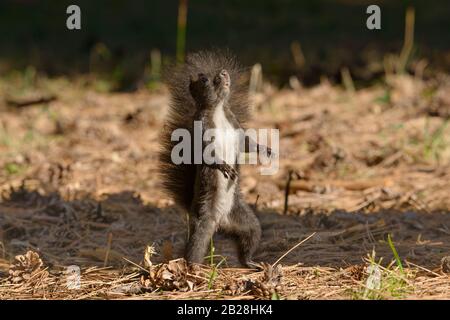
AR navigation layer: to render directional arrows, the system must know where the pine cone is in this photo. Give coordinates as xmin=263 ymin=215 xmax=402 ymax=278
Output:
xmin=223 ymin=278 xmax=252 ymax=296
xmin=345 ymin=264 xmax=366 ymax=281
xmin=8 ymin=251 xmax=47 ymax=284
xmin=140 ymin=258 xmax=198 ymax=292
xmin=37 ymin=161 xmax=72 ymax=190
xmin=441 ymin=256 xmax=450 ymax=274
xmin=248 ymin=263 xmax=283 ymax=299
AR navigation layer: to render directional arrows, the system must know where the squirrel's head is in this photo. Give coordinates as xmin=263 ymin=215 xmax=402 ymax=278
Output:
xmin=189 ymin=69 xmax=230 ymax=107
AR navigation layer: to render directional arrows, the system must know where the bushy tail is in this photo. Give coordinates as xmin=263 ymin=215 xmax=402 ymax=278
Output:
xmin=158 ymin=50 xmax=250 ymax=210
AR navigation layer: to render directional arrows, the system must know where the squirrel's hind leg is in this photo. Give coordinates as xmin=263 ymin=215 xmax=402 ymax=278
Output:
xmin=185 ymin=213 xmax=218 ymax=265
xmin=226 ymin=199 xmax=262 ymax=268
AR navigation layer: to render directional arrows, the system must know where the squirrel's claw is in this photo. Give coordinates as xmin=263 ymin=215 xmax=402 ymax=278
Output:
xmin=241 ymin=260 xmax=263 ymax=270
xmin=220 ymin=164 xmax=237 ymax=181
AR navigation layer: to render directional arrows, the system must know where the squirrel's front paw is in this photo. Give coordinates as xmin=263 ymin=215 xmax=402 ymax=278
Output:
xmin=220 ymin=164 xmax=237 ymax=181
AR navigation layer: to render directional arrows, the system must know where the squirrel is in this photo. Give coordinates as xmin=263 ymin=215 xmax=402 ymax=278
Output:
xmin=159 ymin=50 xmax=270 ymax=267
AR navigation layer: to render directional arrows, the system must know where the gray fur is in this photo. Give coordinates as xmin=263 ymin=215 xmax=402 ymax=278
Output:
xmin=159 ymin=51 xmax=262 ymax=267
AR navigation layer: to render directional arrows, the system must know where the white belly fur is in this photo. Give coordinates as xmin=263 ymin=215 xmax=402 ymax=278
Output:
xmin=212 ymin=101 xmax=237 ymax=226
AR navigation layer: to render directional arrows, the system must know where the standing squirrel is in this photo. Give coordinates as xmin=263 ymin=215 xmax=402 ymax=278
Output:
xmin=159 ymin=51 xmax=270 ymax=267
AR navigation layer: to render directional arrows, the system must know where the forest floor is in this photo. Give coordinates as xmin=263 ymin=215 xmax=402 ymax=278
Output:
xmin=0 ymin=70 xmax=449 ymax=299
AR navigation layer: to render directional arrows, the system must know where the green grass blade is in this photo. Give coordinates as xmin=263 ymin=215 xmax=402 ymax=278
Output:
xmin=387 ymin=234 xmax=403 ymax=272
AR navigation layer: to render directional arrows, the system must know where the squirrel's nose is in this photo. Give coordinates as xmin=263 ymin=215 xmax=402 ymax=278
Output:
xmin=198 ymin=73 xmax=208 ymax=83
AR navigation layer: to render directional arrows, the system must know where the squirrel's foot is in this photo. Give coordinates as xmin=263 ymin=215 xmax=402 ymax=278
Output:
xmin=241 ymin=259 xmax=263 ymax=270
xmin=187 ymin=262 xmax=203 ymax=273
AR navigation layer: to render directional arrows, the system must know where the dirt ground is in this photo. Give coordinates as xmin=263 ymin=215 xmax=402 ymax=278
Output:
xmin=0 ymin=71 xmax=449 ymax=299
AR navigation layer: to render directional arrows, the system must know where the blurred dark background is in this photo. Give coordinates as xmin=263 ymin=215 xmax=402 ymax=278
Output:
xmin=0 ymin=0 xmax=449 ymax=88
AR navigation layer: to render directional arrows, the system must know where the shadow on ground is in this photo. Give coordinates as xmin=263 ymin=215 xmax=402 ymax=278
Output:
xmin=1 ymin=188 xmax=449 ymax=271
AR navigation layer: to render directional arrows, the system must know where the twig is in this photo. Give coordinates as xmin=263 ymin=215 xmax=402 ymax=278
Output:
xmin=283 ymin=170 xmax=294 ymax=215
xmin=6 ymin=95 xmax=57 ymax=108
xmin=122 ymin=257 xmax=149 ymax=274
xmin=290 ymin=41 xmax=305 ymax=69
xmin=405 ymin=260 xmax=442 ymax=277
xmin=104 ymin=232 xmax=113 ymax=267
xmin=341 ymin=67 xmax=355 ymax=94
xmin=272 ymin=232 xmax=316 ymax=267
xmin=398 ymin=6 xmax=415 ymax=73
xmin=253 ymin=194 xmax=260 ymax=211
